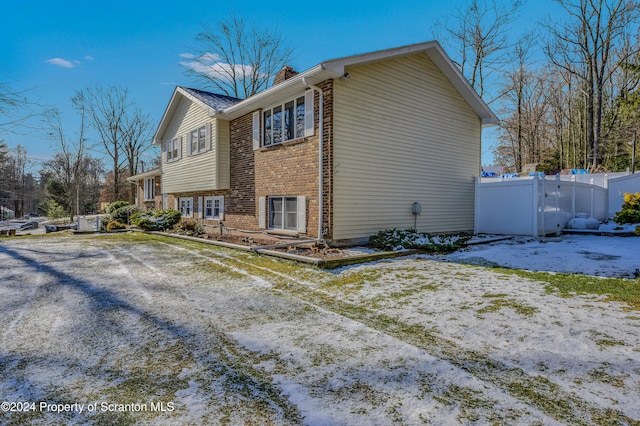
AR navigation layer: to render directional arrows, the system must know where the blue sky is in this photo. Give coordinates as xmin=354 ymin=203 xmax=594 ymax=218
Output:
xmin=1 ymin=0 xmax=554 ymax=171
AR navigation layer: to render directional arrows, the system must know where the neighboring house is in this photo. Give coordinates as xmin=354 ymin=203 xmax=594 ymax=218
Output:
xmin=127 ymin=167 xmax=162 ymax=211
xmin=1 ymin=206 xmax=16 ymax=220
xmin=132 ymin=41 xmax=497 ymax=245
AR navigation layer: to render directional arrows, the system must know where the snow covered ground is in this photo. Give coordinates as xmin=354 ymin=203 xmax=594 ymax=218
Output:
xmin=0 ymin=233 xmax=638 ymax=425
xmin=446 ymin=231 xmax=640 ymax=278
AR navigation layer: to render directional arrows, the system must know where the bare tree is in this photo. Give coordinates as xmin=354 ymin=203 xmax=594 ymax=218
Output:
xmin=181 ymin=14 xmax=294 ymax=98
xmin=0 ymin=79 xmax=29 ymax=131
xmin=544 ymin=0 xmax=640 ymax=168
xmin=121 ymin=107 xmax=154 ymax=203
xmin=433 ymin=0 xmax=523 ymax=101
xmin=73 ymin=86 xmax=132 ymax=202
xmin=43 ymin=107 xmax=92 ymax=220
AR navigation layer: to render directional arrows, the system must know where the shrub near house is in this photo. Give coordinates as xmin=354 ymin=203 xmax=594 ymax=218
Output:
xmin=130 ymin=209 xmax=182 ymax=231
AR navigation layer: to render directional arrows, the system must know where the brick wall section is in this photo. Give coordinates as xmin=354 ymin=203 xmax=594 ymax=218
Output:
xmin=228 ymin=112 xmax=258 ymax=230
xmin=321 ymin=80 xmax=334 ymax=240
xmin=164 ymin=79 xmax=336 ymax=239
xmin=253 ymin=79 xmax=334 ymax=239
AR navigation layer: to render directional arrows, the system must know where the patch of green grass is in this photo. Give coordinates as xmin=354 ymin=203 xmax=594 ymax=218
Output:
xmin=436 ymin=384 xmax=498 ymax=422
xmin=496 ymin=269 xmax=640 ymax=311
xmin=323 ymin=270 xmax=383 ymax=290
xmin=588 ymin=367 xmax=627 ymax=387
xmin=477 ymin=298 xmax=538 ymax=316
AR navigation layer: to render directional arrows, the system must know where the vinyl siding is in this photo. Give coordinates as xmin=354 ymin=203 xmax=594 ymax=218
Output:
xmin=160 ymin=96 xmax=229 ymax=193
xmin=333 ymin=53 xmax=481 ymax=240
xmin=216 ymin=120 xmax=230 ymax=189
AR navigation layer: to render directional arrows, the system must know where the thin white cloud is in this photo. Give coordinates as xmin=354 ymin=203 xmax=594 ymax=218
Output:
xmin=84 ymin=55 xmax=94 ymax=61
xmin=45 ymin=58 xmax=75 ymax=68
xmin=179 ymin=52 xmax=254 ymax=82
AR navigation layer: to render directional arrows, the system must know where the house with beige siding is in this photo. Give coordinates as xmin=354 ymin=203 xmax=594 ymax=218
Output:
xmin=132 ymin=41 xmax=497 ymax=245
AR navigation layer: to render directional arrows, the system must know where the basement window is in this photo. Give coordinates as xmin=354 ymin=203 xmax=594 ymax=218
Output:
xmin=269 ymin=196 xmax=298 ymax=230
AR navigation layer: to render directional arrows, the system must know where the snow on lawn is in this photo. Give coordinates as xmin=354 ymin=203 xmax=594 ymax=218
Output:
xmin=1 ymin=233 xmax=639 ymax=425
xmin=445 ymin=233 xmax=640 ymax=278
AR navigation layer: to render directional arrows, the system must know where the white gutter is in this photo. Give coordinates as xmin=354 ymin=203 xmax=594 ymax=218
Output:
xmin=302 ymin=77 xmax=324 ymax=242
xmin=221 ymin=65 xmax=328 ymax=119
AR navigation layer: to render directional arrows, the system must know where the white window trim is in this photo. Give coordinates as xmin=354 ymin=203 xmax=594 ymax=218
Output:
xmin=164 ymin=137 xmax=181 ymax=162
xmin=178 ymin=197 xmax=193 ymax=218
xmin=143 ymin=178 xmax=155 ymax=201
xmin=260 ymin=90 xmax=313 ymax=148
xmin=203 ymin=196 xmax=224 ymax=220
xmin=267 ymin=195 xmax=305 ymax=232
xmin=188 ymin=124 xmax=210 ymax=156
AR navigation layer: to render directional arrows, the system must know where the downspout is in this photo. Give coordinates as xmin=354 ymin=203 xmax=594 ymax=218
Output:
xmin=302 ymin=77 xmax=324 ymax=242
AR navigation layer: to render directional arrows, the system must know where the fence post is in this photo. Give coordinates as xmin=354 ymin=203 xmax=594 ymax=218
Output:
xmin=603 ymin=174 xmax=609 ymax=219
xmin=554 ymin=174 xmax=561 ymax=235
xmin=590 ymin=178 xmax=595 ymax=218
xmin=571 ymin=177 xmax=576 ymax=219
xmin=474 ymin=176 xmax=480 ymax=235
xmin=532 ymin=175 xmax=539 ymax=237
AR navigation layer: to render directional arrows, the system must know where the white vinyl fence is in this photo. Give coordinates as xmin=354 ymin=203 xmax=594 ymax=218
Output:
xmin=608 ymin=173 xmax=640 ymax=216
xmin=474 ymin=173 xmax=639 ymax=237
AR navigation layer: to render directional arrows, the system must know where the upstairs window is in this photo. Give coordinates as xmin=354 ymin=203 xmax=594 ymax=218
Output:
xmin=253 ymin=90 xmax=314 ymax=150
xmin=164 ymin=137 xmax=181 ymax=162
xmin=262 ymin=95 xmax=306 ymax=146
xmin=189 ymin=125 xmax=209 ymax=155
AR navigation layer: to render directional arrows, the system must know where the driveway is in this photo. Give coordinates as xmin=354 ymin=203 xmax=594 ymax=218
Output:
xmin=1 ymin=233 xmax=638 ymax=425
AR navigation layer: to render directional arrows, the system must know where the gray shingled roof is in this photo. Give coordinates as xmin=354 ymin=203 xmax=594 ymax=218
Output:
xmin=181 ymin=87 xmax=242 ymax=110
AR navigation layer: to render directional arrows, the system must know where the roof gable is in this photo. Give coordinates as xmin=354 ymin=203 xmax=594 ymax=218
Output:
xmin=153 ymin=87 xmax=241 ymax=145
xmin=220 ymin=41 xmax=497 ymax=126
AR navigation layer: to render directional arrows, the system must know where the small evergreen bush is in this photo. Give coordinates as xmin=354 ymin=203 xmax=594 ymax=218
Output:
xmin=47 ymin=200 xmax=69 ymax=220
xmin=130 ymin=209 xmax=182 ymax=231
xmin=110 ymin=205 xmax=141 ymax=225
xmin=614 ymin=192 xmax=640 ymax=225
xmin=369 ymin=228 xmax=471 ymax=253
xmin=107 ymin=201 xmax=129 ymax=215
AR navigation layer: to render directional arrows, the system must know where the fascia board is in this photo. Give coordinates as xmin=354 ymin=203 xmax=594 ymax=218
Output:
xmin=127 ymin=167 xmax=161 ymax=182
xmin=424 ymin=44 xmax=499 ymax=127
xmin=325 ymin=40 xmax=499 ymax=127
xmin=219 ymin=65 xmax=336 ymax=120
xmin=322 ymin=40 xmax=440 ymax=72
xmin=152 ymin=87 xmax=181 ymax=146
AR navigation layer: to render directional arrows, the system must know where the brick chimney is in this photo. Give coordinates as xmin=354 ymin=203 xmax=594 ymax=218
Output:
xmin=273 ymin=66 xmax=298 ymax=86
